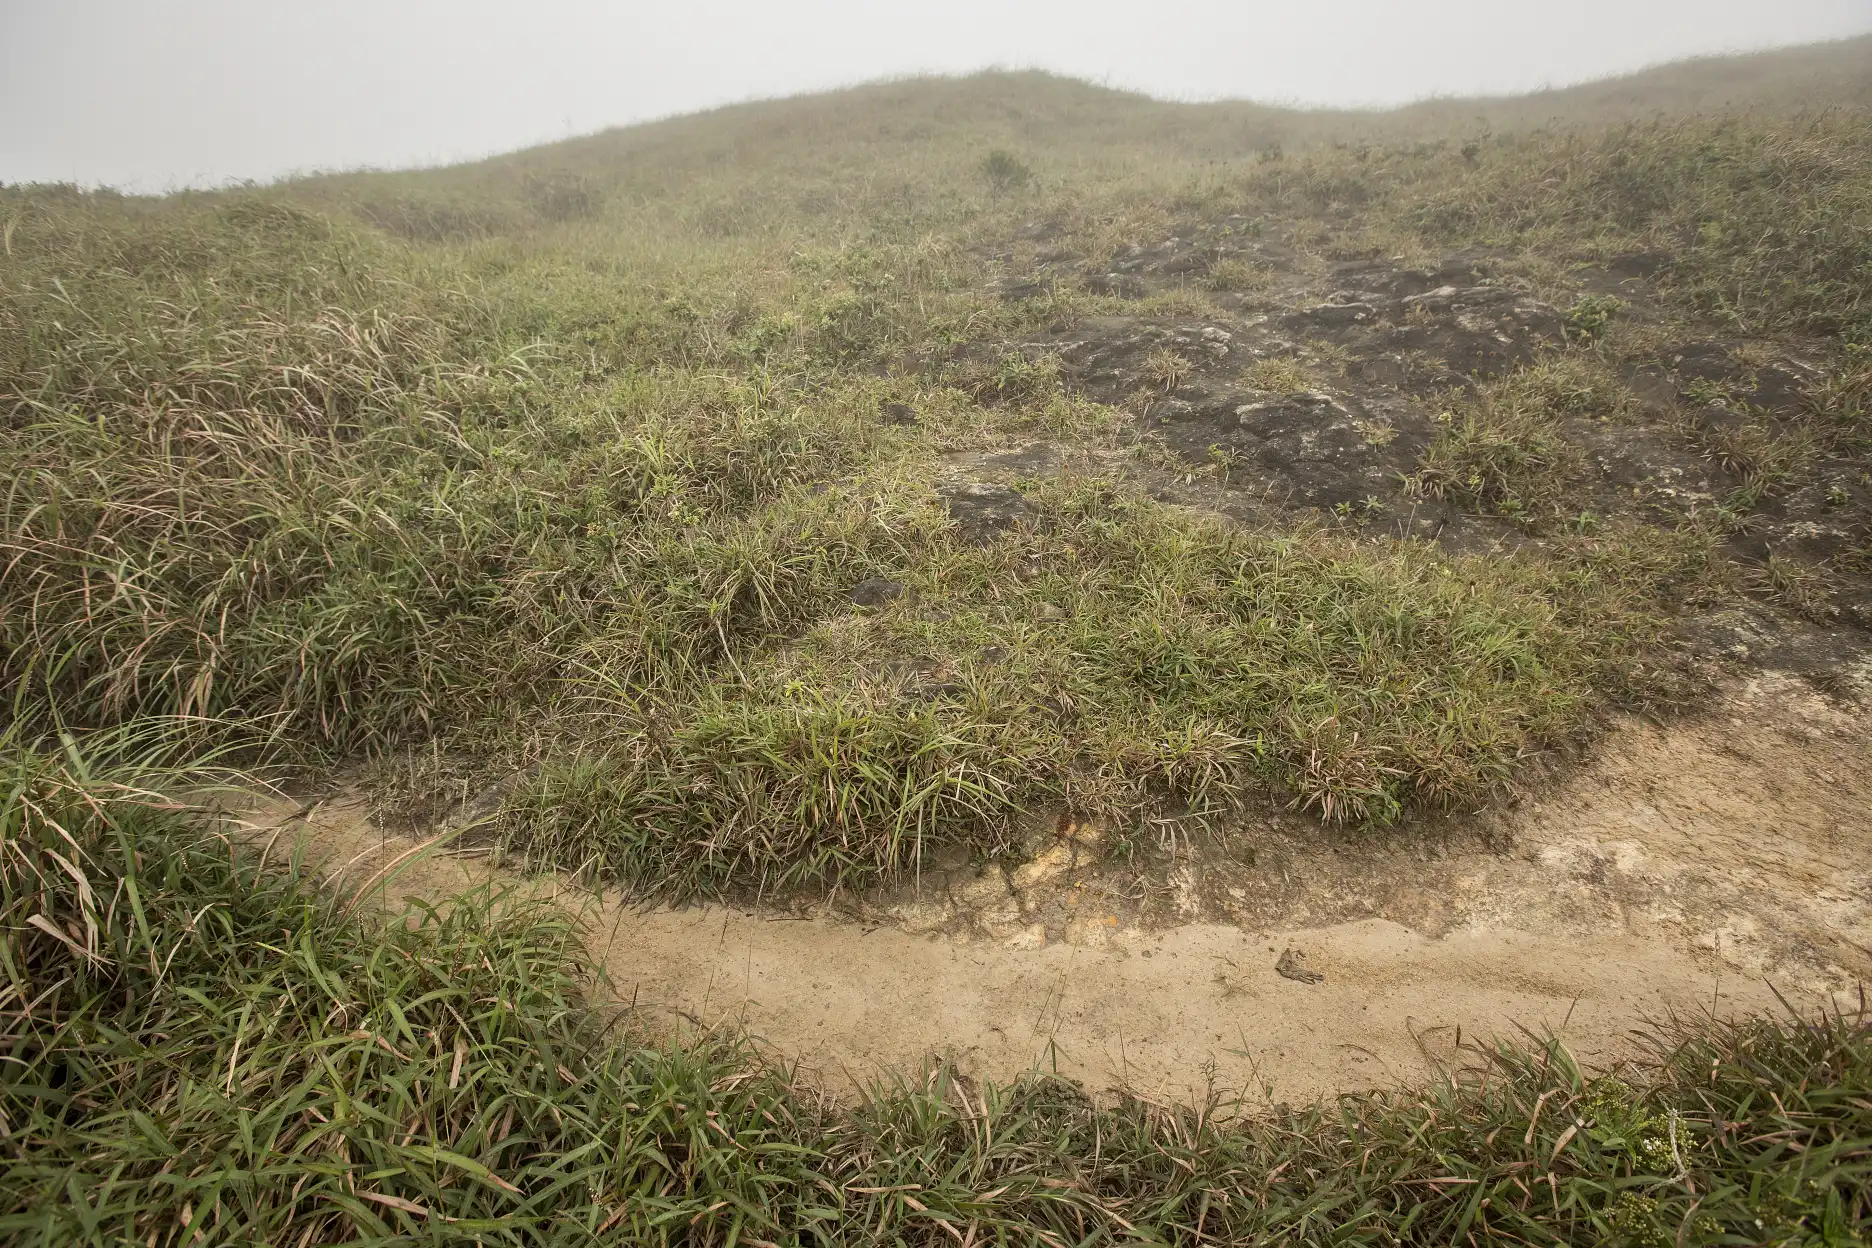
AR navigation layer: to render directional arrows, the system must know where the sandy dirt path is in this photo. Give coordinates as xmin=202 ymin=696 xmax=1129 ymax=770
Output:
xmin=244 ymin=669 xmax=1871 ymax=1106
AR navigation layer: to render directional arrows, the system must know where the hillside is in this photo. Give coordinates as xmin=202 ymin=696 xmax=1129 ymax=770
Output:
xmin=5 ymin=36 xmax=1872 ymax=1244
xmin=292 ymin=34 xmax=1872 ymax=233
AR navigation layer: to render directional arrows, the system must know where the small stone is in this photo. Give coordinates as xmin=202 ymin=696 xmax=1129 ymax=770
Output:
xmin=1275 ymin=948 xmax=1324 ymax=985
xmin=1006 ymin=923 xmax=1047 ymax=951
xmin=1403 ymin=285 xmax=1460 ymax=309
xmin=850 ymin=577 xmax=913 ymax=607
xmin=1011 ymin=842 xmax=1075 ymax=891
xmin=955 ymin=867 xmax=1013 ymax=907
xmin=938 ymin=482 xmax=1035 ymax=545
xmin=889 ymin=900 xmax=953 ymax=935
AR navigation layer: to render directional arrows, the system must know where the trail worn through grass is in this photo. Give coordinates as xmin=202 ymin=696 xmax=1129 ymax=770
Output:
xmin=13 ymin=51 xmax=1872 ymax=1242
xmin=252 ymin=667 xmax=1871 ymax=1105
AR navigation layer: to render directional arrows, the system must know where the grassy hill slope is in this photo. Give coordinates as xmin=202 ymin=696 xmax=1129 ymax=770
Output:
xmin=6 ymin=38 xmax=1872 ymax=893
xmin=6 ymin=36 xmax=1872 ymax=1246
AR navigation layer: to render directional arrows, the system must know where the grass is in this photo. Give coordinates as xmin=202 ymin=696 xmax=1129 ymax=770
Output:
xmin=6 ymin=39 xmax=1872 ymax=1243
xmin=6 ymin=49 xmax=1872 ymax=894
xmin=9 ymin=35 xmax=1872 ymax=1244
xmin=486 ymin=490 xmax=1661 ymax=891
xmin=5 ymin=744 xmax=1872 ymax=1245
xmin=1410 ymin=360 xmax=1621 ymax=519
xmin=0 ymin=182 xmax=1668 ymax=890
xmin=0 ymin=121 xmax=1706 ymax=895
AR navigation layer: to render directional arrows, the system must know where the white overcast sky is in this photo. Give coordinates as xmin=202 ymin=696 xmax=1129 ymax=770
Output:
xmin=4 ymin=0 xmax=1870 ymax=190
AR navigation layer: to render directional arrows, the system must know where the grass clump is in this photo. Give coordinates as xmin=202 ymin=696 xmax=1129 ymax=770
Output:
xmin=5 ymin=747 xmax=1872 ymax=1244
xmin=1410 ymin=360 xmax=1617 ymax=519
xmin=979 ymin=149 xmax=1035 ymax=195
xmin=446 ymin=479 xmax=1650 ymax=892
xmin=2 ymin=179 xmax=1659 ymax=898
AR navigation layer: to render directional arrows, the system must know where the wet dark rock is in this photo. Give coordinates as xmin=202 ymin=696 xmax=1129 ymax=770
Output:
xmin=1608 ymin=251 xmax=1669 ymax=280
xmin=1748 ymin=367 xmax=1813 ymax=413
xmin=1365 ymin=304 xmax=1562 ymax=380
xmin=1626 ymin=367 xmax=1677 ymax=410
xmin=1679 ymin=604 xmax=1872 ymax=675
xmin=1149 ymin=384 xmax=1435 ymax=514
xmin=1668 ymin=342 xmax=1741 ymax=383
xmin=960 ymin=232 xmax=1872 ymax=682
xmin=1690 ymin=406 xmax=1751 ymax=438
xmin=965 ymin=444 xmax=1068 ymax=477
xmin=1399 ymin=285 xmax=1519 ymax=316
xmin=1350 ymin=354 xmax=1408 ymax=388
xmin=1296 ymin=301 xmax=1378 ymax=327
xmin=1667 ymin=341 xmax=1815 ymax=414
xmin=1085 ymin=272 xmax=1147 ymax=299
xmin=939 ymin=482 xmax=1036 ymax=544
xmin=1400 ymin=284 xmax=1462 ymax=312
xmin=851 ymin=577 xmax=915 ymax=607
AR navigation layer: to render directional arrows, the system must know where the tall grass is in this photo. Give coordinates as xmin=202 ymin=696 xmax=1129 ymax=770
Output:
xmin=4 ymin=744 xmax=1870 ymax=1244
xmin=0 ymin=182 xmax=1669 ymax=896
xmin=4 ymin=62 xmax=1869 ymax=895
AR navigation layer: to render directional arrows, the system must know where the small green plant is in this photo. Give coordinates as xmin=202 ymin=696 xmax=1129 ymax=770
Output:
xmin=1203 ymin=255 xmax=1276 ymax=293
xmin=1746 ymin=552 xmax=1838 ymax=622
xmin=1680 ymin=376 xmax=1740 ymax=408
xmin=1241 ymin=356 xmax=1315 ymax=395
xmin=980 ymin=149 xmax=1034 ymax=195
xmin=1564 ymin=294 xmax=1625 ymax=341
xmin=1412 ymin=402 xmax=1578 ymax=517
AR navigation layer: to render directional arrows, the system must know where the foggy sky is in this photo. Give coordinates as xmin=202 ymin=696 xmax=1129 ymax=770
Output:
xmin=4 ymin=0 xmax=1870 ymax=190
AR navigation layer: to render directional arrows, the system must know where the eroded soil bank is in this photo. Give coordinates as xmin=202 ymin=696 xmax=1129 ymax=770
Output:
xmin=240 ymin=665 xmax=1871 ymax=1106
